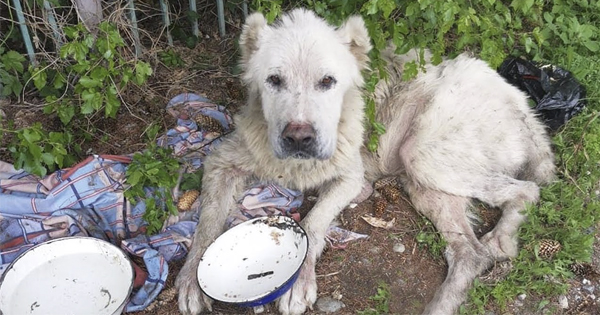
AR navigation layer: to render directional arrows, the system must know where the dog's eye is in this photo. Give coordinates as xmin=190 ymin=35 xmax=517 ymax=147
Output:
xmin=267 ymin=75 xmax=282 ymax=87
xmin=319 ymin=76 xmax=336 ymax=89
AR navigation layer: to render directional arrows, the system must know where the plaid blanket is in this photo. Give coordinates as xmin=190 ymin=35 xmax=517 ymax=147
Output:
xmin=0 ymin=93 xmax=367 ymax=312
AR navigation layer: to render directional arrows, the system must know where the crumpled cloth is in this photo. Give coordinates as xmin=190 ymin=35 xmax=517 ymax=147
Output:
xmin=0 ymin=93 xmax=368 ymax=312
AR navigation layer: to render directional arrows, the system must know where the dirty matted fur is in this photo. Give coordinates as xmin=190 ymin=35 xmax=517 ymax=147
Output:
xmin=176 ymin=9 xmax=555 ymax=315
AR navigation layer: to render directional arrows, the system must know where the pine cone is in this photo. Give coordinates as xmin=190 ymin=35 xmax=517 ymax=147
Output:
xmin=379 ymin=185 xmax=402 ymax=204
xmin=374 ymin=177 xmax=399 ymax=190
xmin=177 ymin=190 xmax=200 ymax=211
xmin=570 ymin=262 xmax=594 ymax=277
xmin=538 ymin=239 xmax=562 ymax=258
xmin=195 ymin=114 xmax=224 ymax=134
xmin=373 ymin=197 xmax=387 ymax=216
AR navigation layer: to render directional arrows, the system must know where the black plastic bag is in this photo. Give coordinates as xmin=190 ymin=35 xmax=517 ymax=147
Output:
xmin=498 ymin=57 xmax=586 ymax=131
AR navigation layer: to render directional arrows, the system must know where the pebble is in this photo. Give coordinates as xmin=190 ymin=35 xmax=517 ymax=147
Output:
xmin=558 ymin=294 xmax=569 ymax=309
xmin=369 ymin=247 xmax=382 ymax=254
xmin=316 ymin=297 xmax=345 ymax=313
xmin=518 ymin=293 xmax=527 ymax=301
xmin=253 ymin=305 xmax=265 ymax=314
xmin=393 ymin=243 xmax=406 ymax=253
xmin=583 ymin=278 xmax=591 ymax=285
xmin=514 ymin=300 xmax=524 ymax=307
xmin=583 ymin=285 xmax=595 ymax=294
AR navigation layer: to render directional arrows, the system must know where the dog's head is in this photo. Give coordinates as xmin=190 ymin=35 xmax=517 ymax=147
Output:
xmin=239 ymin=9 xmax=371 ymax=160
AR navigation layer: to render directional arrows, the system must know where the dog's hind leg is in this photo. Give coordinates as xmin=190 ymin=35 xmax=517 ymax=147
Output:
xmin=406 ymin=185 xmax=494 ymax=315
xmin=473 ymin=175 xmax=541 ymax=261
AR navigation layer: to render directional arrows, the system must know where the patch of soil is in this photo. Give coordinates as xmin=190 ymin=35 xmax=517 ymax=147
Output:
xmin=136 ymin=196 xmax=448 ymax=315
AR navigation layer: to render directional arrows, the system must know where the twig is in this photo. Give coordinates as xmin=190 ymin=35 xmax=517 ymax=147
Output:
xmin=317 ymin=271 xmax=340 ymax=278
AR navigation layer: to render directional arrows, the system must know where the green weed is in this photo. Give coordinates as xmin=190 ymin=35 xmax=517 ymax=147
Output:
xmin=124 ymin=124 xmax=181 ymax=235
xmin=358 ymin=281 xmax=391 ymax=315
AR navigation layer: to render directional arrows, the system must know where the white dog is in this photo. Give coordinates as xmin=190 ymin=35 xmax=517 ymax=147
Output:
xmin=176 ymin=9 xmax=555 ymax=315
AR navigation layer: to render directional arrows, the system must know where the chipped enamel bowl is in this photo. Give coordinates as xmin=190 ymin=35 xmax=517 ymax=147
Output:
xmin=0 ymin=237 xmax=134 ymax=315
xmin=197 ymin=215 xmax=308 ymax=307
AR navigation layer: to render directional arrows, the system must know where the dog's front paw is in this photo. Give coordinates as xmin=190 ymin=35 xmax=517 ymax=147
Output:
xmin=175 ymin=262 xmax=213 ymax=315
xmin=277 ymin=262 xmax=318 ymax=315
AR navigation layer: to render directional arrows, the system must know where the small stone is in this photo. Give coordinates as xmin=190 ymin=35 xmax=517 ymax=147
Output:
xmin=583 ymin=285 xmax=595 ymax=294
xmin=393 ymin=243 xmax=406 ymax=253
xmin=514 ymin=300 xmax=524 ymax=307
xmin=518 ymin=293 xmax=527 ymax=301
xmin=369 ymin=247 xmax=382 ymax=254
xmin=315 ymin=297 xmax=345 ymax=313
xmin=558 ymin=294 xmax=568 ymax=309
xmin=253 ymin=305 xmax=265 ymax=314
xmin=583 ymin=278 xmax=591 ymax=285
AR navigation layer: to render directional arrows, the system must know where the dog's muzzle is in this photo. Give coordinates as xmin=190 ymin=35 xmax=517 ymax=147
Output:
xmin=280 ymin=122 xmax=319 ymax=159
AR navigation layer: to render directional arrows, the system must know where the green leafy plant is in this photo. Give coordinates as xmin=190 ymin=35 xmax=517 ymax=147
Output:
xmin=48 ymin=22 xmax=153 ymax=119
xmin=0 ymin=47 xmax=26 ymax=97
xmin=159 ymin=49 xmax=185 ymax=68
xmin=125 ymin=145 xmax=180 ymax=235
xmin=0 ymin=123 xmax=77 ymax=177
xmin=124 ymin=124 xmax=181 ymax=235
xmin=358 ymin=281 xmax=391 ymax=315
xmin=415 ymin=218 xmax=447 ymax=258
xmin=2 ymin=21 xmax=154 ymax=177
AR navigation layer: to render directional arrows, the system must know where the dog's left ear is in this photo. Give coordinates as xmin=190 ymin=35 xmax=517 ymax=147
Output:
xmin=239 ymin=12 xmax=267 ymax=70
xmin=337 ymin=16 xmax=372 ymax=70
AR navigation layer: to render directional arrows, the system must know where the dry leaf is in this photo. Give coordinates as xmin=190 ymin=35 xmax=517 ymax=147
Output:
xmin=361 ymin=215 xmax=395 ymax=229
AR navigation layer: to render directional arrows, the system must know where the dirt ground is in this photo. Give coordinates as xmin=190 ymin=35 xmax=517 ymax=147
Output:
xmin=1 ymin=4 xmax=599 ymax=315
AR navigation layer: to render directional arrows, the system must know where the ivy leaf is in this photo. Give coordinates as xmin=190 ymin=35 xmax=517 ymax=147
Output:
xmin=0 ymin=70 xmax=23 ymax=97
xmin=57 ymin=103 xmax=75 ymax=125
xmin=134 ymin=61 xmax=153 ymax=85
xmin=104 ymin=85 xmax=120 ymax=118
xmin=1 ymin=50 xmax=26 ymax=73
xmin=41 ymin=152 xmax=55 ymax=167
xmin=31 ymin=68 xmax=48 ymax=91
xmin=78 ymin=76 xmax=101 ymax=88
xmin=21 ymin=128 xmax=42 ymax=143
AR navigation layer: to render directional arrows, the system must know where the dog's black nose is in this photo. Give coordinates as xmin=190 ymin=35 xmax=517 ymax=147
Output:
xmin=281 ymin=122 xmax=316 ymax=154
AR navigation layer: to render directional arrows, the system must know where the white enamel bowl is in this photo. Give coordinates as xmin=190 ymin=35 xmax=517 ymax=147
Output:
xmin=0 ymin=237 xmax=134 ymax=315
xmin=197 ymin=215 xmax=308 ymax=307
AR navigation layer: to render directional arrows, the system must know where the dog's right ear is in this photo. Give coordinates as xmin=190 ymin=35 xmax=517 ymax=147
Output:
xmin=337 ymin=16 xmax=372 ymax=71
xmin=239 ymin=12 xmax=267 ymax=70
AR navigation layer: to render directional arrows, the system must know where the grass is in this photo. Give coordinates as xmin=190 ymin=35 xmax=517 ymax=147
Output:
xmin=463 ymin=52 xmax=600 ymax=313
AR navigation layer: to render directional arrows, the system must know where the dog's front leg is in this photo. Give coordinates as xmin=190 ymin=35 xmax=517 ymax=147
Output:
xmin=278 ymin=169 xmax=363 ymax=315
xmin=176 ymin=158 xmax=249 ymax=315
